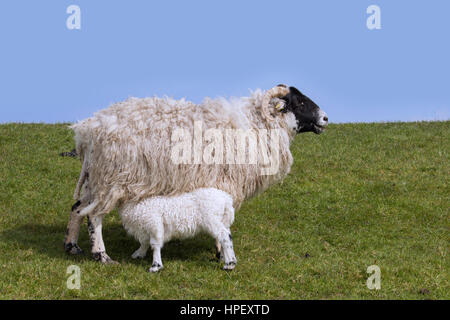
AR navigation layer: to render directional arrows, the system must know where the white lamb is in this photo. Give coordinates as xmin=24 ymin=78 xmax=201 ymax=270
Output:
xmin=119 ymin=188 xmax=237 ymax=272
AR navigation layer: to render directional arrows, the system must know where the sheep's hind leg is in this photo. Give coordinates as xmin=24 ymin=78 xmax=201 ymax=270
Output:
xmin=64 ymin=200 xmax=85 ymax=255
xmin=87 ymin=214 xmax=118 ymax=264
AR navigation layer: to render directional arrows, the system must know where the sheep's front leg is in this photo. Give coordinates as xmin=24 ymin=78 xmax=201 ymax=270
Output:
xmin=87 ymin=215 xmax=118 ymax=264
xmin=64 ymin=200 xmax=85 ymax=255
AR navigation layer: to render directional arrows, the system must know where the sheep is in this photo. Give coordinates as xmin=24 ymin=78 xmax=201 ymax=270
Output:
xmin=64 ymin=84 xmax=328 ymax=263
xmin=119 ymin=188 xmax=236 ymax=272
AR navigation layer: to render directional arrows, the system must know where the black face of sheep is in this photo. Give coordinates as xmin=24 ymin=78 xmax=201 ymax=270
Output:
xmin=281 ymin=86 xmax=328 ymax=134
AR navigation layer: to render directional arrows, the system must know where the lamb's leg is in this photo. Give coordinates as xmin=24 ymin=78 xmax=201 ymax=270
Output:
xmin=132 ymin=241 xmax=150 ymax=259
xmin=149 ymin=243 xmax=163 ymax=272
xmin=64 ymin=200 xmax=85 ymax=255
xmin=148 ymin=231 xmax=164 ymax=272
xmin=87 ymin=214 xmax=118 ymax=264
xmin=215 ymin=239 xmax=223 ymax=261
xmin=205 ymin=221 xmax=237 ymax=271
xmin=220 ymin=229 xmax=237 ymax=271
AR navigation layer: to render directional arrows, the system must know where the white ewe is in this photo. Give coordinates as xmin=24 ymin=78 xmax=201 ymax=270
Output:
xmin=119 ymin=188 xmax=236 ymax=272
xmin=64 ymin=84 xmax=328 ymax=263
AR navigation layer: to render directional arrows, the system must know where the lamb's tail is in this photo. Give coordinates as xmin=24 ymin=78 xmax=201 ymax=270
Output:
xmin=223 ymin=196 xmax=235 ymax=228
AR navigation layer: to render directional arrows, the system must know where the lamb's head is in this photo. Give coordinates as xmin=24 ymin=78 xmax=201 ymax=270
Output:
xmin=262 ymin=85 xmax=328 ymax=134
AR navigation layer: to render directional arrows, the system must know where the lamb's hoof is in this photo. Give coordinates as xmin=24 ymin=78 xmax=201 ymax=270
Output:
xmin=216 ymin=251 xmax=223 ymax=261
xmin=223 ymin=261 xmax=236 ymax=271
xmin=209 ymin=252 xmax=222 ymax=262
xmin=92 ymin=251 xmax=119 ymax=264
xmin=64 ymin=242 xmax=84 ymax=255
xmin=131 ymin=251 xmax=146 ymax=259
xmin=148 ymin=263 xmax=163 ymax=273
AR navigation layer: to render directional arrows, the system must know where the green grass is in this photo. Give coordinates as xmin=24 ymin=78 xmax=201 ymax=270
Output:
xmin=0 ymin=122 xmax=448 ymax=299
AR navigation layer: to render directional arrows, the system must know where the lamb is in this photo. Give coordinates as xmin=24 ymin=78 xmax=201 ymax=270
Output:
xmin=64 ymin=84 xmax=329 ymax=263
xmin=119 ymin=188 xmax=236 ymax=272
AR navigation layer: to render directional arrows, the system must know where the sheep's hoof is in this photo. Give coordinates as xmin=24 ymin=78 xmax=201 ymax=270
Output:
xmin=92 ymin=251 xmax=119 ymax=264
xmin=148 ymin=263 xmax=163 ymax=273
xmin=223 ymin=261 xmax=236 ymax=271
xmin=64 ymin=242 xmax=84 ymax=255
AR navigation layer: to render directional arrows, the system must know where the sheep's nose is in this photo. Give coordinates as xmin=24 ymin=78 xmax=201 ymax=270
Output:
xmin=317 ymin=110 xmax=328 ymax=126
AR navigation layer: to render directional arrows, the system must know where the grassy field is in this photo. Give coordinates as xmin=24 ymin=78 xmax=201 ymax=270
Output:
xmin=0 ymin=121 xmax=448 ymax=299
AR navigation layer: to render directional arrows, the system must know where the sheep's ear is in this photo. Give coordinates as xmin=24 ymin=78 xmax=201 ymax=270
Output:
xmin=279 ymin=93 xmax=291 ymax=112
xmin=274 ymin=101 xmax=286 ymax=112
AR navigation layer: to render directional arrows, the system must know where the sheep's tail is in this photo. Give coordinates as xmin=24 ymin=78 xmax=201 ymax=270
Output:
xmin=77 ymin=199 xmax=100 ymax=217
xmin=73 ymin=156 xmax=88 ymax=200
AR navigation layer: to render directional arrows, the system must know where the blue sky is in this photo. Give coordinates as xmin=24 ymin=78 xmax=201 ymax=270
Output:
xmin=0 ymin=0 xmax=448 ymax=123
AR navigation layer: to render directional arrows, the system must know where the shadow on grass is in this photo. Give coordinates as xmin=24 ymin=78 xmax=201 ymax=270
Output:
xmin=0 ymin=222 xmax=217 ymax=265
